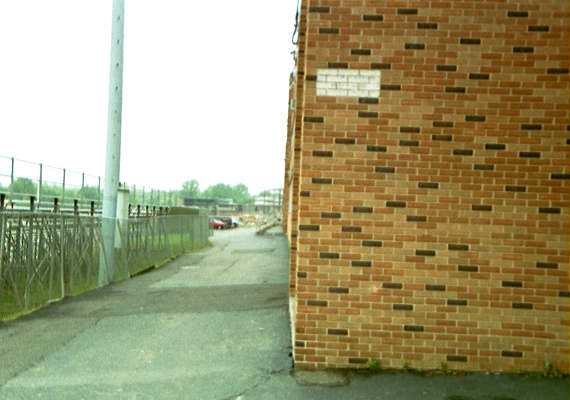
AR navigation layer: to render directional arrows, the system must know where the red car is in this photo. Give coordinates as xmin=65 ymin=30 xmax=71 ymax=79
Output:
xmin=209 ymin=218 xmax=226 ymax=229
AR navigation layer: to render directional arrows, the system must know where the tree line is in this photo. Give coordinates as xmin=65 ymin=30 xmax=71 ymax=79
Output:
xmin=180 ymin=180 xmax=252 ymax=205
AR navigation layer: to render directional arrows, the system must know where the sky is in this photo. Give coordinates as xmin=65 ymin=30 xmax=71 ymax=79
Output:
xmin=0 ymin=0 xmax=298 ymax=195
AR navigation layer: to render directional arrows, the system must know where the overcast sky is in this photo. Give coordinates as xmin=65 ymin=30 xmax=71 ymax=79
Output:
xmin=0 ymin=0 xmax=298 ymax=195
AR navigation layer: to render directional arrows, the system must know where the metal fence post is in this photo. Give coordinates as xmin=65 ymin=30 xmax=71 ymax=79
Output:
xmin=97 ymin=176 xmax=101 ymax=203
xmin=37 ymin=163 xmax=43 ymax=206
xmin=9 ymin=157 xmax=14 ymax=201
xmin=62 ymin=168 xmax=66 ymax=205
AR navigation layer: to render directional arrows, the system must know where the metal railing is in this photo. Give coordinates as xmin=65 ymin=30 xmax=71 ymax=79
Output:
xmin=0 ymin=212 xmax=210 ymax=320
xmin=0 ymin=155 xmax=181 ymax=213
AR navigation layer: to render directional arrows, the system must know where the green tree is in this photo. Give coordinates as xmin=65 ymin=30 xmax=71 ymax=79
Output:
xmin=77 ymin=186 xmax=100 ymax=200
xmin=201 ymin=183 xmax=251 ymax=205
xmin=9 ymin=178 xmax=37 ymax=196
xmin=180 ymin=179 xmax=200 ymax=199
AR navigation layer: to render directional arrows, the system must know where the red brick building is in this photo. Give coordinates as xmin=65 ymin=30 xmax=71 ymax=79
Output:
xmin=283 ymin=0 xmax=570 ymax=373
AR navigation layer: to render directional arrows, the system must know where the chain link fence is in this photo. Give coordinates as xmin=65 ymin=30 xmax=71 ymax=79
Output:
xmin=0 ymin=212 xmax=210 ymax=320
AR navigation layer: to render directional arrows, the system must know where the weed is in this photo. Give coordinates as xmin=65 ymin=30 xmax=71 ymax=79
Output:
xmin=367 ymin=359 xmax=381 ymax=373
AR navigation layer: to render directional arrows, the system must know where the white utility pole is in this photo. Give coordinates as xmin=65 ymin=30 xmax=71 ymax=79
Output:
xmin=99 ymin=0 xmax=125 ymax=286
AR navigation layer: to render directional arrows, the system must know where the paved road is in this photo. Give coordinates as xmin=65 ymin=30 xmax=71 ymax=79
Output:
xmin=0 ymin=228 xmax=568 ymax=399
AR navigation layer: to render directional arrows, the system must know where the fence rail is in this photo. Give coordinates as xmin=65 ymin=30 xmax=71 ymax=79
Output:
xmin=0 ymin=212 xmax=210 ymax=320
xmin=0 ymin=154 xmax=181 ymax=213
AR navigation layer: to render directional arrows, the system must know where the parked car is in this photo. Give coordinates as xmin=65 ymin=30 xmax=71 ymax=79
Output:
xmin=215 ymin=216 xmax=233 ymax=229
xmin=209 ymin=218 xmax=225 ymax=230
xmin=230 ymin=217 xmax=241 ymax=228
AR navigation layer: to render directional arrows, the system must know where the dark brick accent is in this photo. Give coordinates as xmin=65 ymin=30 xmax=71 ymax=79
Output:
xmin=485 ymin=143 xmax=506 ymax=150
xmin=436 ymin=65 xmax=457 ymax=72
xmin=502 ymin=281 xmax=523 ymax=288
xmin=418 ymin=182 xmax=439 ymax=189
xmin=400 ymin=140 xmax=419 ymax=147
xmin=433 ymin=121 xmax=454 ymax=128
xmin=335 ymin=138 xmax=356 ymax=144
xmin=426 ymin=284 xmax=446 ymax=291
xmin=432 ymin=134 xmax=453 ymax=141
xmin=404 ymin=325 xmax=424 ymax=332
xmin=309 ymin=6 xmax=330 ymax=13
xmin=328 ymin=62 xmax=348 ymax=69
xmin=460 ymin=38 xmax=481 ymax=45
xmin=520 ymin=151 xmax=541 ymax=158
xmin=363 ymin=14 xmax=384 ymax=21
xmin=502 ymin=351 xmax=523 ymax=358
xmin=407 ymin=215 xmax=427 ymax=222
xmin=352 ymin=260 xmax=372 ymax=267
xmin=505 ymin=185 xmax=526 ymax=192
xmin=547 ymin=68 xmax=569 ymax=74
xmin=560 ymin=291 xmax=570 ymax=298
xmin=329 ymin=287 xmax=349 ymax=294
xmin=321 ymin=212 xmax=341 ymax=219
xmin=353 ymin=206 xmax=373 ymax=213
xmin=295 ymin=340 xmax=305 ymax=347
xmin=351 ymin=48 xmax=372 ymax=56
xmin=299 ymin=224 xmax=320 ymax=231
xmin=447 ymin=355 xmax=468 ymax=362
xmin=297 ymin=272 xmax=307 ymax=279
xmin=381 ymin=84 xmax=401 ymax=91
xmin=465 ymin=115 xmax=486 ymax=122
xmin=528 ymin=25 xmax=549 ymax=32
xmin=307 ymin=299 xmax=328 ymax=307
xmin=367 ymin=145 xmax=387 ymax=152
xmin=328 ymin=328 xmax=348 ymax=336
xmin=405 ymin=43 xmax=425 ymax=50
xmin=469 ymin=73 xmax=490 ymax=80
xmin=342 ymin=226 xmax=362 ymax=233
xmin=359 ymin=97 xmax=379 ymax=104
xmin=418 ymin=22 xmax=438 ymax=29
xmin=300 ymin=191 xmax=311 ymax=197
xmin=312 ymin=178 xmax=333 ymax=184
xmin=320 ymin=252 xmax=340 ymax=259
xmin=552 ymin=173 xmax=570 ymax=180
xmin=472 ymin=204 xmax=493 ymax=211
xmin=306 ymin=75 xmax=317 ymax=81
xmin=398 ymin=8 xmax=418 ymax=15
xmin=362 ymin=240 xmax=383 ymax=247
xmin=416 ymin=249 xmax=436 ymax=256
xmin=539 ymin=208 xmax=561 ymax=214
xmin=458 ymin=265 xmax=479 ymax=272
xmin=536 ymin=262 xmax=558 ymax=269
xmin=313 ymin=150 xmax=333 ymax=157
xmin=513 ymin=302 xmax=533 ymax=309
xmin=448 ymin=244 xmax=469 ymax=251
xmin=400 ymin=126 xmax=421 ymax=133
xmin=387 ymin=201 xmax=407 ymax=208
xmin=507 ymin=11 xmax=529 ymax=17
xmin=376 ymin=166 xmax=396 ymax=173
xmin=513 ymin=46 xmax=534 ymax=53
xmin=319 ymin=27 xmax=339 ymax=34
xmin=453 ymin=149 xmax=474 ymax=156
xmin=474 ymin=164 xmax=494 ymax=171
xmin=349 ymin=358 xmax=368 ymax=364
xmin=446 ymin=87 xmax=466 ymax=93
xmin=304 ymin=116 xmax=324 ymax=123
xmin=393 ymin=304 xmax=413 ymax=311
xmin=448 ymin=299 xmax=468 ymax=306
xmin=521 ymin=124 xmax=542 ymax=130
xmin=372 ymin=63 xmax=391 ymax=70
xmin=383 ymin=282 xmax=403 ymax=289
xmin=358 ymin=111 xmax=379 ymax=118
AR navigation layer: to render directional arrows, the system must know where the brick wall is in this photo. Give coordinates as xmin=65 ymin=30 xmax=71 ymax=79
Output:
xmin=283 ymin=0 xmax=570 ymax=373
